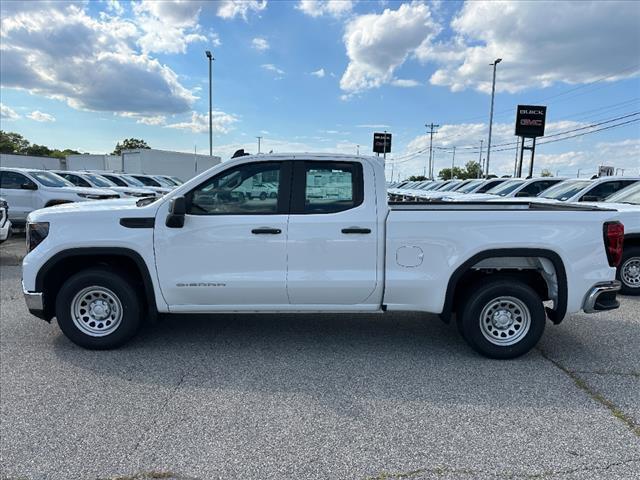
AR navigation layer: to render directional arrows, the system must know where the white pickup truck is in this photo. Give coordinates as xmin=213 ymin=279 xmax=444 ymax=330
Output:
xmin=22 ymin=154 xmax=625 ymax=358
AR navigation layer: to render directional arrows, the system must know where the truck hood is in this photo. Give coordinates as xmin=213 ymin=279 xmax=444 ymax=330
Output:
xmin=49 ymin=186 xmax=120 ymax=196
xmin=27 ymin=197 xmax=159 ymax=223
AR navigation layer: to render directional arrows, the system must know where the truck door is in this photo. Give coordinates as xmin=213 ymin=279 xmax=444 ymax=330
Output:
xmin=154 ymin=161 xmax=291 ymax=310
xmin=286 ymin=160 xmax=379 ymax=305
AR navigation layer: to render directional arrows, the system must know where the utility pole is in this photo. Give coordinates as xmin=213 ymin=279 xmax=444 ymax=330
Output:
xmin=425 ymin=123 xmax=439 ymax=180
xmin=205 ymin=50 xmax=214 ymax=156
xmin=356 ymin=144 xmax=360 ymax=155
xmin=383 ymin=130 xmax=387 ymax=161
xmin=513 ymin=137 xmax=519 ymax=177
xmin=256 ymin=136 xmax=262 ymax=154
xmin=477 ymin=139 xmax=483 ymax=178
xmin=486 ymin=58 xmax=502 ymax=178
xmin=451 ymin=146 xmax=456 ymax=179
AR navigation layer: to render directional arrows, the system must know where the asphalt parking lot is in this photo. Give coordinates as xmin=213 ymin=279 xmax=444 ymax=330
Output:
xmin=1 ymin=236 xmax=638 ymax=480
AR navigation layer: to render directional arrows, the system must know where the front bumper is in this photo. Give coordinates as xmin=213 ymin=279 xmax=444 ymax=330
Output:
xmin=583 ymin=280 xmax=621 ymax=313
xmin=22 ymin=281 xmax=46 ymax=320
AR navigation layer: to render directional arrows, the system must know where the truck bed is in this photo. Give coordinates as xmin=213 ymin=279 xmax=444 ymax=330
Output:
xmin=388 ymin=200 xmax=611 ymax=212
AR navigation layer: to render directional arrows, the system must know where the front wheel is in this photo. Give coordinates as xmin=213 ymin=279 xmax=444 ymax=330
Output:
xmin=457 ymin=279 xmax=546 ymax=359
xmin=55 ymin=268 xmax=142 ymax=349
xmin=617 ymin=246 xmax=640 ymax=296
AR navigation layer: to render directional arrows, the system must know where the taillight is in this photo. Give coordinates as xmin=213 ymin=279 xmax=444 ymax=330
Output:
xmin=604 ymin=221 xmax=624 ymax=267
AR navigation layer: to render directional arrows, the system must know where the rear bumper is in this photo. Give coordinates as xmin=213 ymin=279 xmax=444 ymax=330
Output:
xmin=22 ymin=281 xmax=46 ymax=320
xmin=583 ymin=280 xmax=621 ymax=313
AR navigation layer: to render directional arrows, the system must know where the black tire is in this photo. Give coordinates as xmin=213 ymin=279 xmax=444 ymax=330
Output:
xmin=617 ymin=246 xmax=640 ymax=296
xmin=457 ymin=278 xmax=546 ymax=359
xmin=55 ymin=268 xmax=142 ymax=349
xmin=259 ymin=191 xmax=268 ymax=201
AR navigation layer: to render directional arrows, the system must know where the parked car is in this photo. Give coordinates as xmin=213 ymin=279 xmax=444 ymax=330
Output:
xmin=155 ymin=175 xmax=183 ymax=186
xmin=581 ymin=182 xmax=640 ymax=296
xmin=100 ymin=173 xmax=172 ymax=196
xmin=525 ymin=177 xmax=640 ymax=203
xmin=22 ymin=154 xmax=624 ymax=359
xmin=52 ymin=170 xmax=157 ymax=198
xmin=445 ymin=178 xmax=566 ymax=202
xmin=0 ymin=167 xmax=120 ymax=225
xmin=130 ymin=174 xmax=176 ymax=192
xmin=0 ymin=197 xmax=11 ymax=243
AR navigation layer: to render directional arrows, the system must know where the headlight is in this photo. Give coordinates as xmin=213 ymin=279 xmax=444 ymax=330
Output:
xmin=26 ymin=222 xmax=49 ymax=252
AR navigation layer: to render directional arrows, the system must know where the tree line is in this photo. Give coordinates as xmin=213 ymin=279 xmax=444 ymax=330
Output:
xmin=0 ymin=130 xmax=150 ymax=157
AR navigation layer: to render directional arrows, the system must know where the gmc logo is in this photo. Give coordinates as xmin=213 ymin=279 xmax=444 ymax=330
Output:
xmin=520 ymin=119 xmax=543 ymax=126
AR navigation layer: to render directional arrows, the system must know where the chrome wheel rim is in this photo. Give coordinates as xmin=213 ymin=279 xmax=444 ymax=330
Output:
xmin=479 ymin=296 xmax=531 ymax=346
xmin=621 ymin=257 xmax=640 ymax=288
xmin=71 ymin=286 xmax=123 ymax=337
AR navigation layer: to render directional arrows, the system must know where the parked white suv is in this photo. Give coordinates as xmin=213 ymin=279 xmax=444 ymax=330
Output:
xmin=100 ymin=173 xmax=172 ymax=195
xmin=0 ymin=168 xmax=120 ymax=225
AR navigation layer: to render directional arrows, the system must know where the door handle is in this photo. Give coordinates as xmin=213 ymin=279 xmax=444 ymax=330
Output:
xmin=252 ymin=227 xmax=282 ymax=234
xmin=341 ymin=227 xmax=371 ymax=234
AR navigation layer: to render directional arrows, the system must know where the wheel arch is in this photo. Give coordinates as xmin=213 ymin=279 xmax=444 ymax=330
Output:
xmin=624 ymin=233 xmax=640 ymax=248
xmin=35 ymin=247 xmax=158 ymax=321
xmin=440 ymin=248 xmax=568 ymax=325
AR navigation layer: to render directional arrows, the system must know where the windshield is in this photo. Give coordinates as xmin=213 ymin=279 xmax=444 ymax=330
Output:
xmin=132 ymin=175 xmax=161 ymax=187
xmin=153 ymin=176 xmax=175 ymax=187
xmin=84 ymin=173 xmax=116 ymax=187
xmin=28 ymin=171 xmax=74 ymax=188
xmin=540 ymin=180 xmax=592 ymax=200
xmin=121 ymin=175 xmax=147 ymax=187
xmin=456 ymin=180 xmax=483 ymax=193
xmin=450 ymin=180 xmax=473 ymax=191
xmin=487 ymin=180 xmax=525 ymax=196
xmin=439 ymin=181 xmax=462 ymax=192
xmin=606 ymin=182 xmax=640 ymax=204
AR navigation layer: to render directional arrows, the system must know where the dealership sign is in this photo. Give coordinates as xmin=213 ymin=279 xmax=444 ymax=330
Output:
xmin=515 ymin=105 xmax=547 ymax=138
xmin=373 ymin=132 xmax=392 ymax=154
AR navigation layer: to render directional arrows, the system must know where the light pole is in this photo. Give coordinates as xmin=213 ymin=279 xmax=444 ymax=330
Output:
xmin=451 ymin=146 xmax=456 ymax=179
xmin=256 ymin=136 xmax=262 ymax=154
xmin=485 ymin=58 xmax=501 ymax=178
xmin=205 ymin=50 xmax=214 ymax=156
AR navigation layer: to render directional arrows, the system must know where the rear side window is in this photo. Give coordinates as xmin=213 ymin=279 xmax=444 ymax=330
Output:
xmin=0 ymin=171 xmax=36 ymax=189
xmin=520 ymin=180 xmax=559 ymax=196
xmin=61 ymin=173 xmax=91 ymax=187
xmin=103 ymin=175 xmax=127 ymax=187
xmin=294 ymin=161 xmax=363 ymax=214
xmin=476 ymin=179 xmax=504 ymax=193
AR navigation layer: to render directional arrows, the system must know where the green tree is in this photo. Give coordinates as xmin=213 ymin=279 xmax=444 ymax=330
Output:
xmin=408 ymin=175 xmax=427 ymax=181
xmin=0 ymin=131 xmax=30 ymax=154
xmin=25 ymin=144 xmax=52 ymax=156
xmin=540 ymin=169 xmax=554 ymax=177
xmin=112 ymin=138 xmax=150 ymax=155
xmin=438 ymin=161 xmax=483 ymax=180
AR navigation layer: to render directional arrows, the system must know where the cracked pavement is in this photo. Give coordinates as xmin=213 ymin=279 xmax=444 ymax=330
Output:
xmin=1 ymin=237 xmax=639 ymax=480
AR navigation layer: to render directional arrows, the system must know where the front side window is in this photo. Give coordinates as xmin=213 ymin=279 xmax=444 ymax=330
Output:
xmin=606 ymin=182 xmax=640 ymax=204
xmin=487 ymin=180 xmax=524 ymax=196
xmin=85 ymin=173 xmax=116 ymax=187
xmin=476 ymin=179 xmax=505 ymax=193
xmin=187 ymin=162 xmax=282 ymax=215
xmin=540 ymin=180 xmax=591 ymax=200
xmin=0 ymin=171 xmax=36 ymax=189
xmin=133 ymin=175 xmax=161 ymax=187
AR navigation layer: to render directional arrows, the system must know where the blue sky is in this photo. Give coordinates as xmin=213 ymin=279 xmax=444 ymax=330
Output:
xmin=1 ymin=0 xmax=639 ymax=178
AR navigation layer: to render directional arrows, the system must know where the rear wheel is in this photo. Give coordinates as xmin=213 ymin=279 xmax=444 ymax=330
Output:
xmin=617 ymin=246 xmax=640 ymax=296
xmin=457 ymin=279 xmax=546 ymax=359
xmin=55 ymin=268 xmax=142 ymax=349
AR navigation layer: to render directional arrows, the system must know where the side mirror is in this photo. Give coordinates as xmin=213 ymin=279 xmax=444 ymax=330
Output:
xmin=166 ymin=196 xmax=186 ymax=228
xmin=21 ymin=183 xmax=38 ymax=190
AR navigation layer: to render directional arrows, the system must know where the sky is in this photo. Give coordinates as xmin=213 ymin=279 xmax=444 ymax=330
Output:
xmin=1 ymin=0 xmax=639 ymax=179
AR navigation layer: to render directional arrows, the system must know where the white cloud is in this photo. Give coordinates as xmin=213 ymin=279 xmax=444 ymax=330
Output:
xmin=310 ymin=68 xmax=326 ymax=78
xmin=357 ymin=124 xmax=391 ymax=129
xmin=0 ymin=103 xmax=20 ymax=120
xmin=27 ymin=110 xmax=56 ymax=122
xmin=297 ymin=0 xmax=354 ymax=18
xmin=120 ymin=113 xmax=167 ymax=126
xmin=166 ymin=111 xmax=239 ymax=134
xmin=133 ymin=0 xmax=207 ymax=54
xmin=418 ymin=1 xmax=640 ymax=93
xmin=106 ymin=0 xmax=124 ymax=16
xmin=252 ymin=37 xmax=270 ymax=51
xmin=391 ymin=78 xmax=421 ymax=87
xmin=261 ymin=64 xmax=285 ymax=78
xmin=217 ymin=0 xmax=267 ymax=20
xmin=340 ymin=2 xmax=440 ymax=93
xmin=0 ymin=3 xmax=195 ymax=116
